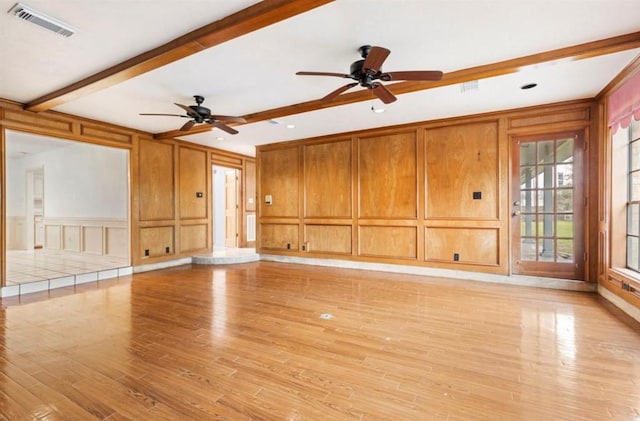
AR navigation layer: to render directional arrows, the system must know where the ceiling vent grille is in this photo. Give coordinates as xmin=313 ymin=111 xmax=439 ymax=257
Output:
xmin=8 ymin=3 xmax=77 ymax=37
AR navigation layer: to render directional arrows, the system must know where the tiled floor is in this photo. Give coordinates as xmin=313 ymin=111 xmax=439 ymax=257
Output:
xmin=6 ymin=249 xmax=129 ymax=285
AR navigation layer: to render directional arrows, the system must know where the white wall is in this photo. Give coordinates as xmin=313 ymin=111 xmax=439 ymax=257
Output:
xmin=19 ymin=141 xmax=128 ymax=218
xmin=6 ymin=157 xmax=26 ymax=216
xmin=213 ymin=166 xmax=226 ymax=247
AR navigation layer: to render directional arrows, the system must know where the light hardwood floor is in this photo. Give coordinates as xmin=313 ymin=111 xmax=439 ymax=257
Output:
xmin=0 ymin=261 xmax=639 ymax=420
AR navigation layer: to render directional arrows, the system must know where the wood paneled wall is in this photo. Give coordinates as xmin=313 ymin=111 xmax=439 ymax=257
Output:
xmin=257 ymin=100 xmax=596 ymax=279
xmin=0 ymin=99 xmax=255 ymax=283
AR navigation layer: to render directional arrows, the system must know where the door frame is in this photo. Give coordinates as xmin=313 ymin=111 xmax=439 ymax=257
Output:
xmin=212 ymin=165 xmax=242 ymax=249
xmin=510 ymin=130 xmax=585 ymax=280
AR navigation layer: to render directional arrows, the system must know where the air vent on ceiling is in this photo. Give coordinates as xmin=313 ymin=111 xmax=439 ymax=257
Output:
xmin=460 ymin=80 xmax=479 ymax=93
xmin=8 ymin=3 xmax=77 ymax=37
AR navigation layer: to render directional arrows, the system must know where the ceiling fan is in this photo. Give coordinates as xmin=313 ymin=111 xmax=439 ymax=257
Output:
xmin=140 ymin=95 xmax=246 ymax=134
xmin=297 ymin=45 xmax=444 ymax=104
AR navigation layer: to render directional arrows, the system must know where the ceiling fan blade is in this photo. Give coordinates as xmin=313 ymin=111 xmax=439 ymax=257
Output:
xmin=363 ymin=46 xmax=390 ymax=74
xmin=211 ymin=121 xmax=239 ymax=135
xmin=296 ymin=71 xmax=351 ymax=78
xmin=371 ymin=82 xmax=397 ymax=104
xmin=139 ymin=113 xmax=189 ymax=117
xmin=180 ymin=120 xmax=196 ymax=131
xmin=174 ymin=103 xmax=199 ymax=118
xmin=321 ymin=82 xmax=359 ymax=102
xmin=211 ymin=115 xmax=247 ymax=123
xmin=380 ymin=70 xmax=444 ymax=81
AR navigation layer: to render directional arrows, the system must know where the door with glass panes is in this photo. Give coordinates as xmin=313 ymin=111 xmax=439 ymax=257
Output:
xmin=511 ymin=131 xmax=584 ymax=279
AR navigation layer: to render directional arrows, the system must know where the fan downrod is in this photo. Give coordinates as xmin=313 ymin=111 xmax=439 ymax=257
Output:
xmin=358 ymin=45 xmax=371 ymax=58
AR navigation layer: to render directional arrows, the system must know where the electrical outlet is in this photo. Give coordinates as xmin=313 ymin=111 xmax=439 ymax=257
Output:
xmin=286 ymin=243 xmax=291 ymax=250
xmin=196 ymin=192 xmax=203 ymax=198
xmin=144 ymin=249 xmax=150 ymax=257
xmin=165 ymin=246 xmax=170 ymax=254
xmin=453 ymin=253 xmax=460 ymax=261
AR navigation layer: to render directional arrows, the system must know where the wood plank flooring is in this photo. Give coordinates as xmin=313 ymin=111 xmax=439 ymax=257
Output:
xmin=0 ymin=261 xmax=639 ymax=420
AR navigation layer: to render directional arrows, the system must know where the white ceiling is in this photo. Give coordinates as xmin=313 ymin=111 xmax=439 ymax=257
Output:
xmin=2 ymin=0 xmax=640 ymax=157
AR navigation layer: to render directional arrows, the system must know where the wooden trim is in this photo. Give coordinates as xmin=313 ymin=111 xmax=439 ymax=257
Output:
xmin=0 ymin=125 xmax=5 ymax=287
xmin=25 ymin=0 xmax=335 ymax=112
xmin=241 ymin=32 xmax=640 ymax=127
xmin=598 ymin=54 xmax=640 ymax=99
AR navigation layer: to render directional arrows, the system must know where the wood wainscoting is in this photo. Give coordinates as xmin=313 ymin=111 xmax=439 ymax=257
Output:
xmin=42 ymin=217 xmax=128 ymax=258
xmin=257 ymin=100 xmax=595 ymax=281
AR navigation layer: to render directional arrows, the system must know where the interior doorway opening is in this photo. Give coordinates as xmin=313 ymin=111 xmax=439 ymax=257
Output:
xmin=212 ymin=165 xmax=240 ymax=251
xmin=4 ymin=130 xmax=130 ymax=287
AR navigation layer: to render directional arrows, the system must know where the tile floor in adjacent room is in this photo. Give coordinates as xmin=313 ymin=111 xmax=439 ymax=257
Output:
xmin=6 ymin=249 xmax=129 ymax=285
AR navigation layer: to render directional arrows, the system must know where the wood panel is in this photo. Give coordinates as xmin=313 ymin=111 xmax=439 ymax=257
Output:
xmin=3 ymin=109 xmax=73 ymax=134
xmin=304 ymin=140 xmax=352 ymax=218
xmin=304 ymin=225 xmax=352 ymax=254
xmin=260 ymin=147 xmax=299 ymax=217
xmin=359 ymin=132 xmax=417 ymax=219
xmin=180 ymin=224 xmax=208 ymax=253
xmin=44 ymin=225 xmax=61 ymax=250
xmin=425 ymin=121 xmax=499 ymax=219
xmin=139 ymin=226 xmax=174 ymax=258
xmin=426 ymin=227 xmax=499 ymax=265
xmin=244 ymin=160 xmax=256 ymax=212
xmin=139 ymin=139 xmax=174 ymax=221
xmin=62 ymin=225 xmax=81 ymax=252
xmin=509 ymin=107 xmax=589 ymax=129
xmin=260 ymin=224 xmax=298 ymax=251
xmin=83 ymin=226 xmax=103 ymax=255
xmin=106 ymin=227 xmax=128 ymax=258
xmin=359 ymin=226 xmax=417 ymax=259
xmin=80 ymin=124 xmax=133 ymax=145
xmin=179 ymin=146 xmax=208 ymax=220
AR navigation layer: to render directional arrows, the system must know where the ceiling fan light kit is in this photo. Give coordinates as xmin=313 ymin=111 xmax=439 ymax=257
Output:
xmin=140 ymin=95 xmax=246 ymax=135
xmin=297 ymin=44 xmax=444 ymax=104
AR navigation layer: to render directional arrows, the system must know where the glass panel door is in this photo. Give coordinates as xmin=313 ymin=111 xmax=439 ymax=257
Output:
xmin=512 ymin=131 xmax=584 ymax=279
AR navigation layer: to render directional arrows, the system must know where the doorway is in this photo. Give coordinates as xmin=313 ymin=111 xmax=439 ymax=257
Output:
xmin=212 ymin=166 xmax=240 ymax=250
xmin=511 ymin=131 xmax=585 ymax=280
xmin=5 ymin=130 xmax=130 ymax=286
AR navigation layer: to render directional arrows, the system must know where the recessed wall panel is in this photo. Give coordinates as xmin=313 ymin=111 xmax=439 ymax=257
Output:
xmin=139 ymin=226 xmax=174 ymax=258
xmin=261 ymin=224 xmax=299 ymax=250
xmin=139 ymin=139 xmax=174 ymax=221
xmin=305 ymin=225 xmax=352 ymax=254
xmin=304 ymin=140 xmax=352 ymax=218
xmin=425 ymin=122 xmax=499 ymax=219
xmin=179 ymin=147 xmax=207 ymax=219
xmin=359 ymin=226 xmax=417 ymax=259
xmin=260 ymin=147 xmax=299 ymax=217
xmin=426 ymin=227 xmax=498 ymax=265
xmin=359 ymin=132 xmax=417 ymax=219
xmin=180 ymin=224 xmax=208 ymax=252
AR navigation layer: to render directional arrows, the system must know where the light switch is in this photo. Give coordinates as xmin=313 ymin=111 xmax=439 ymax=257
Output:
xmin=265 ymin=194 xmax=273 ymax=205
xmin=248 ymin=197 xmax=254 ymax=204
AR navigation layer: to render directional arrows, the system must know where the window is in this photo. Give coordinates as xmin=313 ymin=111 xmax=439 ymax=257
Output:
xmin=613 ymin=117 xmax=640 ymax=273
xmin=626 ymin=118 xmax=640 ymax=272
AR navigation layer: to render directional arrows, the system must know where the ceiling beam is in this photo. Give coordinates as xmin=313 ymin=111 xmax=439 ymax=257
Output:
xmin=235 ymin=30 xmax=640 ymax=125
xmin=25 ymin=0 xmax=335 ymax=112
